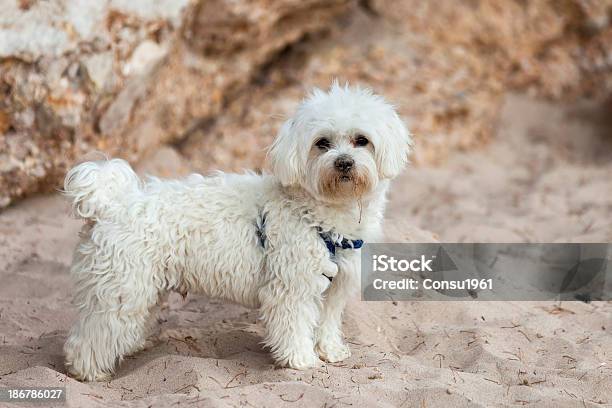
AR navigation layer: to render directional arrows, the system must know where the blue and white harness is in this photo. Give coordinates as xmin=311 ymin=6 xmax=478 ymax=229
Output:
xmin=317 ymin=230 xmax=364 ymax=257
xmin=255 ymin=213 xmax=363 ymax=281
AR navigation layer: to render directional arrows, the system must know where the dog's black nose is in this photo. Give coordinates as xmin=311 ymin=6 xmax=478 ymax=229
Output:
xmin=334 ymin=155 xmax=354 ymax=172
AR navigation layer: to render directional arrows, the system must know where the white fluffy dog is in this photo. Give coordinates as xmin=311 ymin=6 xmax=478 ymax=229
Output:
xmin=63 ymin=83 xmax=411 ymax=381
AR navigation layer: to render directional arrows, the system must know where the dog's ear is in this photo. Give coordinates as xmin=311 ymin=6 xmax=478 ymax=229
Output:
xmin=376 ymin=111 xmax=412 ymax=179
xmin=268 ymin=119 xmax=302 ymax=186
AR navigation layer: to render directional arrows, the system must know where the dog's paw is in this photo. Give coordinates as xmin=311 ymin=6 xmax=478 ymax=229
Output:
xmin=66 ymin=363 xmax=112 ymax=382
xmin=316 ymin=340 xmax=351 ymax=363
xmin=282 ymin=350 xmax=320 ymax=370
xmin=65 ymin=340 xmax=115 ymax=382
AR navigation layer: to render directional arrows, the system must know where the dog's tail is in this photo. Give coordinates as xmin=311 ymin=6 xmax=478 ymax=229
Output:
xmin=64 ymin=159 xmax=141 ymax=221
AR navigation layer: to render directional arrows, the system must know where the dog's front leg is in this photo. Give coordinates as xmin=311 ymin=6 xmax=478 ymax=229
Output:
xmin=315 ymin=254 xmax=359 ymax=363
xmin=258 ymin=281 xmax=321 ymax=370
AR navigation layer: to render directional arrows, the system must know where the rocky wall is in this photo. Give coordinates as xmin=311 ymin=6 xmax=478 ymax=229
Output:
xmin=1 ymin=0 xmax=611 ymax=208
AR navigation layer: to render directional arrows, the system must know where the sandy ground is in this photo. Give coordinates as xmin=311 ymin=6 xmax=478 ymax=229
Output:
xmin=0 ymin=94 xmax=611 ymax=407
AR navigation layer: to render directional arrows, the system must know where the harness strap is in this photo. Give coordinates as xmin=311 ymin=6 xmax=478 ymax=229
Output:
xmin=255 ymin=213 xmax=363 ymax=282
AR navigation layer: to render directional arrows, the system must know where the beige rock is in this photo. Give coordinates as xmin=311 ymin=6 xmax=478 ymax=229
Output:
xmin=135 ymin=146 xmax=191 ymax=178
xmin=0 ymin=0 xmax=351 ymax=208
xmin=2 ymin=0 xmax=612 ymax=208
xmin=122 ymin=40 xmax=167 ymax=77
xmin=83 ymin=52 xmax=115 ymax=91
xmin=180 ymin=0 xmax=612 ymax=176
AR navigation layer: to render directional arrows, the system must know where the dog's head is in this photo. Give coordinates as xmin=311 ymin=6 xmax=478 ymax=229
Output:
xmin=269 ymin=82 xmax=412 ymax=203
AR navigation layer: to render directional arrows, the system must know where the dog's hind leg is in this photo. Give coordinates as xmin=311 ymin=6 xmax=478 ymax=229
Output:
xmin=64 ymin=302 xmax=153 ymax=381
xmin=64 ymin=244 xmax=161 ymax=381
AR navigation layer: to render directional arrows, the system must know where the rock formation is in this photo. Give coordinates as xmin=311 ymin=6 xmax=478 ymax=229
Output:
xmin=0 ymin=0 xmax=350 ymax=207
xmin=1 ymin=0 xmax=611 ymax=208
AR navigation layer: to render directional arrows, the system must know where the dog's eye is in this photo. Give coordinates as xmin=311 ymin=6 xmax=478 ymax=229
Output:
xmin=354 ymin=135 xmax=369 ymax=147
xmin=315 ymin=138 xmax=331 ymax=151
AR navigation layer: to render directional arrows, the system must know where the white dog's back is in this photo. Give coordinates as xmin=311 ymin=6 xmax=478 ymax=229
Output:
xmin=64 ymin=159 xmax=275 ymax=308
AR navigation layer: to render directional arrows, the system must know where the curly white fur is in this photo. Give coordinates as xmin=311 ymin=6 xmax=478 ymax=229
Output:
xmin=63 ymin=83 xmax=411 ymax=381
